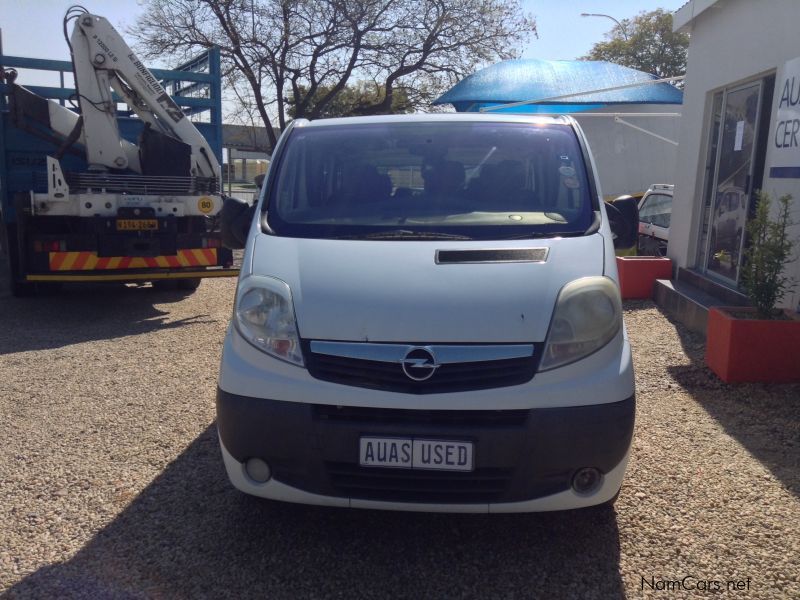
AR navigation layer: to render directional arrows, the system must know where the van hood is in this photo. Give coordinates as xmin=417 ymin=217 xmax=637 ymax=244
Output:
xmin=249 ymin=234 xmax=606 ymax=343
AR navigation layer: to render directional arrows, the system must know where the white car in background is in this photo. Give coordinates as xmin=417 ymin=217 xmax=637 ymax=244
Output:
xmin=637 ymin=184 xmax=673 ymax=256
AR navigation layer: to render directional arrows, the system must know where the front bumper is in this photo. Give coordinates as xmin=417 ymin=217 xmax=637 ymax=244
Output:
xmin=217 ymin=390 xmax=635 ymax=512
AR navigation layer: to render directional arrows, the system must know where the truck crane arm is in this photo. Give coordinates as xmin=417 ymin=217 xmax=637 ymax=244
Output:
xmin=65 ymin=6 xmax=220 ymax=178
xmin=0 ymin=6 xmax=237 ymax=296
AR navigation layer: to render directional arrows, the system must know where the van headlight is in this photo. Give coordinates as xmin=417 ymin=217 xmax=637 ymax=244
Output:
xmin=234 ymin=276 xmax=304 ymax=366
xmin=539 ymin=276 xmax=622 ymax=371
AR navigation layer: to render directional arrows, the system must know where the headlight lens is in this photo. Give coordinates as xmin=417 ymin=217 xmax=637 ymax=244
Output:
xmin=540 ymin=276 xmax=622 ymax=371
xmin=234 ymin=276 xmax=304 ymax=366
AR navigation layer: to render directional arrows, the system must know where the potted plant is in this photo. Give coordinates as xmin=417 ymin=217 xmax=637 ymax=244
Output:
xmin=705 ymin=192 xmax=800 ymax=383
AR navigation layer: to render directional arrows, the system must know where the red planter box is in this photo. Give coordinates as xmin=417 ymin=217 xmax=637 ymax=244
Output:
xmin=616 ymin=256 xmax=673 ymax=299
xmin=705 ymin=307 xmax=800 ymax=383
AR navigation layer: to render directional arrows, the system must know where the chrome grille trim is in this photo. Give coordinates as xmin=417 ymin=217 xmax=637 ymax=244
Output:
xmin=309 ymin=341 xmax=534 ymax=364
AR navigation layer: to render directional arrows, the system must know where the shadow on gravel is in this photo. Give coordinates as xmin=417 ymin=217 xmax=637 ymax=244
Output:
xmin=0 ymin=284 xmax=215 ymax=355
xmin=6 ymin=425 xmax=625 ymax=599
xmin=666 ymin=316 xmax=800 ymax=499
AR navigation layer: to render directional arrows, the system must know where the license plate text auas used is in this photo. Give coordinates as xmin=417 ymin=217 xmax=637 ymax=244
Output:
xmin=359 ymin=437 xmax=474 ymax=471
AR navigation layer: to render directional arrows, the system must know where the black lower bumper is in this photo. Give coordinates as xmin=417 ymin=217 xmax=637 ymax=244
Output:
xmin=216 ymin=390 xmax=635 ymax=504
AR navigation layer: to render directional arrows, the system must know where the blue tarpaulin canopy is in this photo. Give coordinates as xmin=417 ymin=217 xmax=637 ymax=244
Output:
xmin=433 ymin=59 xmax=683 ymax=113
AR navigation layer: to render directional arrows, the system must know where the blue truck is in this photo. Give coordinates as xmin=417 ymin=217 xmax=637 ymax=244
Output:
xmin=1 ymin=11 xmax=236 ymax=296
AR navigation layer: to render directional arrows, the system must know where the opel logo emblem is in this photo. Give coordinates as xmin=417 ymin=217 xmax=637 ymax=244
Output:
xmin=401 ymin=347 xmax=439 ymax=381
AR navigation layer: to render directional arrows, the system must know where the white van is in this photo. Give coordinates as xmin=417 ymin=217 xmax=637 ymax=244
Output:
xmin=217 ymin=114 xmax=637 ymax=513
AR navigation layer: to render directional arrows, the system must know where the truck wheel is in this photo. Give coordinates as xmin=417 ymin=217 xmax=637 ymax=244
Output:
xmin=0 ymin=223 xmax=35 ymax=297
xmin=176 ymin=278 xmax=202 ymax=292
xmin=152 ymin=279 xmax=178 ymax=291
xmin=36 ymin=282 xmax=63 ymax=295
xmin=152 ymin=278 xmax=201 ymax=293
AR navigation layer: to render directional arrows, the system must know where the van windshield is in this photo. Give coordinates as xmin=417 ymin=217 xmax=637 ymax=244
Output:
xmin=267 ymin=121 xmax=595 ymax=240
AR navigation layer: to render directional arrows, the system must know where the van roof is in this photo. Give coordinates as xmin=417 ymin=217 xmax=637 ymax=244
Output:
xmin=296 ymin=113 xmax=573 ymax=128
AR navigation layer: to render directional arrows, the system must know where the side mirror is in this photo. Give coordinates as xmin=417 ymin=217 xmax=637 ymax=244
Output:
xmin=219 ymin=195 xmax=256 ymax=250
xmin=254 ymin=173 xmax=266 ymax=189
xmin=605 ymin=195 xmax=639 ymax=250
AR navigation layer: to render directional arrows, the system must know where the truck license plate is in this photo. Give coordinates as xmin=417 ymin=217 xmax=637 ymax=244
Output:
xmin=117 ymin=219 xmax=159 ymax=231
xmin=359 ymin=437 xmax=474 ymax=471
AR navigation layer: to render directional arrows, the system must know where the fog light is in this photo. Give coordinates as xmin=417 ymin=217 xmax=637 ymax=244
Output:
xmin=572 ymin=467 xmax=603 ymax=495
xmin=245 ymin=458 xmax=271 ymax=483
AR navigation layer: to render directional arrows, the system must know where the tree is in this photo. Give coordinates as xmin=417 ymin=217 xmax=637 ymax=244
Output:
xmin=287 ymin=81 xmax=413 ymax=118
xmin=132 ymin=0 xmax=536 ymax=150
xmin=581 ymin=9 xmax=689 ymax=80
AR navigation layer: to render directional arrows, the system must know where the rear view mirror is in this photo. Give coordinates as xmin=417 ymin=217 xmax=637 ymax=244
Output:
xmin=605 ymin=195 xmax=639 ymax=250
xmin=220 ymin=195 xmax=256 ymax=250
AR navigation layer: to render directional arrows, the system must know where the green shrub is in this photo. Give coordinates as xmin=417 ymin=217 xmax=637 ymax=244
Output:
xmin=740 ymin=192 xmax=795 ymax=318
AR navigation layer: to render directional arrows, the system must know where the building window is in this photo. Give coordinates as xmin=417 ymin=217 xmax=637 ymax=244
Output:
xmin=696 ymin=75 xmax=775 ymax=286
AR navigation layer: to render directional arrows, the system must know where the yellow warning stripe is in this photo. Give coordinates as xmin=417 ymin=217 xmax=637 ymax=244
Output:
xmin=49 ymin=249 xmax=218 ymax=271
xmin=27 ymin=269 xmax=239 ymax=282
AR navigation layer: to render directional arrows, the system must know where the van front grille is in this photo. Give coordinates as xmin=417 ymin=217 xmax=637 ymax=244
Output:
xmin=302 ymin=341 xmax=540 ymax=394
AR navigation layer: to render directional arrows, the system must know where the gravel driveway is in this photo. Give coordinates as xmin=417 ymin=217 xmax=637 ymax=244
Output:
xmin=1 ymin=280 xmax=798 ymax=599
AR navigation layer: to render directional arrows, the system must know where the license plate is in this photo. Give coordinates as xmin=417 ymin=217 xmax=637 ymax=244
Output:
xmin=116 ymin=219 xmax=158 ymax=231
xmin=359 ymin=437 xmax=474 ymax=471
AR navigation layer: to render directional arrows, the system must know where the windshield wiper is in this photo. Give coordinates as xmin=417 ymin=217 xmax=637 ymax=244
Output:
xmin=337 ymin=229 xmax=473 ymax=240
xmin=499 ymin=230 xmax=587 ymax=240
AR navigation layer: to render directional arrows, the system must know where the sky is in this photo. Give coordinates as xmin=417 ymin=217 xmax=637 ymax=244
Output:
xmin=520 ymin=0 xmax=688 ymax=60
xmin=1 ymin=0 xmax=689 ymax=63
xmin=0 ymin=0 xmax=689 ymax=117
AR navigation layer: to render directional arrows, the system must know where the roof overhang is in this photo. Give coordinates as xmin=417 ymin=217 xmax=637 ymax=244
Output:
xmin=673 ymin=0 xmax=722 ymax=32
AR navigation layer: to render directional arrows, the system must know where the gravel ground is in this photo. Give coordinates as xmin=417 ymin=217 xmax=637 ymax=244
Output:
xmin=0 ymin=280 xmax=798 ymax=599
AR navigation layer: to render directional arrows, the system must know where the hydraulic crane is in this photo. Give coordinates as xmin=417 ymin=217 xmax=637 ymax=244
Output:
xmin=0 ymin=6 xmax=236 ymax=295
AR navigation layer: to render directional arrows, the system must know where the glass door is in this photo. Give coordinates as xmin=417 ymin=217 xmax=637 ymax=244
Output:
xmin=703 ymin=82 xmax=762 ymax=283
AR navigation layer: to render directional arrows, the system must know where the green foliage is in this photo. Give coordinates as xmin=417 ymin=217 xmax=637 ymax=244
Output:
xmin=740 ymin=192 xmax=796 ymax=319
xmin=582 ymin=9 xmax=689 ymax=80
xmin=287 ymin=82 xmax=413 ymax=119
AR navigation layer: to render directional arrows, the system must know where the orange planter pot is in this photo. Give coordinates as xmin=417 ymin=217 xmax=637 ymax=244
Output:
xmin=705 ymin=307 xmax=800 ymax=383
xmin=615 ymin=256 xmax=672 ymax=299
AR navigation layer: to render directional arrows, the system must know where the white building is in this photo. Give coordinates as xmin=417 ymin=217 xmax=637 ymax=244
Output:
xmin=660 ymin=0 xmax=800 ymax=330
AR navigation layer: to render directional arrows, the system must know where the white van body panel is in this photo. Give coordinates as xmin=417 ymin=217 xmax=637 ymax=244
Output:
xmin=217 ymin=324 xmax=634 ymax=410
xmin=248 ymin=234 xmax=607 ymax=343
